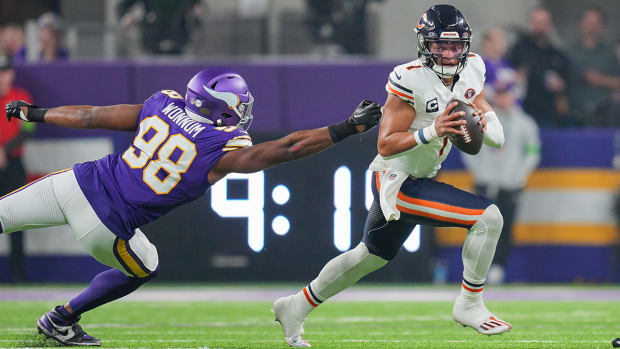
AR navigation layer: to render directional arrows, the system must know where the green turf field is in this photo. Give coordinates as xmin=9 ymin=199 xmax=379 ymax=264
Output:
xmin=0 ymin=298 xmax=618 ymax=348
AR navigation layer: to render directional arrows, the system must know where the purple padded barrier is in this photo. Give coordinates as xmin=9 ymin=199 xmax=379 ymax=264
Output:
xmin=10 ymin=61 xmax=399 ymax=133
xmin=131 ymin=63 xmax=284 ymax=132
xmin=281 ymin=63 xmax=394 ymax=131
xmin=12 ymin=62 xmax=133 ymax=107
xmin=12 ymin=63 xmax=136 ymax=152
xmin=439 ymin=246 xmax=618 ymax=283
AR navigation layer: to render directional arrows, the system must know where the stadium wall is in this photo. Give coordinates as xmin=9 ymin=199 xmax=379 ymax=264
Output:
xmin=0 ymin=63 xmax=617 ymax=283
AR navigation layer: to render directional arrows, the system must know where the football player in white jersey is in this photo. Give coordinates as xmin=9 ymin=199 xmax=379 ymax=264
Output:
xmin=273 ymin=5 xmax=509 ymax=347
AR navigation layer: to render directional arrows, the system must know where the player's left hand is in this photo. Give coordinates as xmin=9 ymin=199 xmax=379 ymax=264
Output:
xmin=348 ymin=100 xmax=382 ymax=133
xmin=5 ymin=100 xmax=34 ymax=122
xmin=477 ymin=113 xmax=487 ymax=132
xmin=470 ymin=102 xmax=486 ymax=132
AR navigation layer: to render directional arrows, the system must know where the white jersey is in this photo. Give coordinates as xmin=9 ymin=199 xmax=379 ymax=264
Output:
xmin=369 ymin=53 xmax=486 ymax=178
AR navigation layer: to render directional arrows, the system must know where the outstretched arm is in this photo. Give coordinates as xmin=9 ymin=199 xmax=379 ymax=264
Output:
xmin=208 ymin=100 xmax=381 ymax=184
xmin=6 ymin=101 xmax=143 ymax=132
xmin=209 ymin=127 xmax=332 ymax=182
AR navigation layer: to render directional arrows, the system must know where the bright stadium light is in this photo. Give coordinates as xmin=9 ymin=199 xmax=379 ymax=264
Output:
xmin=403 ymin=225 xmax=421 ymax=252
xmin=272 ymin=184 xmax=290 ymax=205
xmin=272 ymin=215 xmax=290 ymax=235
xmin=365 ymin=169 xmax=373 ymax=210
xmin=211 ymin=171 xmax=265 ymax=252
xmin=333 ymin=166 xmax=351 ymax=251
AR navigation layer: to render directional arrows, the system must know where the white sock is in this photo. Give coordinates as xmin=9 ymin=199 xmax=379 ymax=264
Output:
xmin=294 ymin=242 xmax=387 ymax=317
xmin=460 ymin=283 xmax=484 ymax=303
xmin=461 ymin=204 xmax=503 ymax=298
xmin=291 ymin=288 xmax=316 ymax=317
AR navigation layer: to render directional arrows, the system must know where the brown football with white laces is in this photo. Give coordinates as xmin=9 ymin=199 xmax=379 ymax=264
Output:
xmin=446 ymin=98 xmax=483 ymax=155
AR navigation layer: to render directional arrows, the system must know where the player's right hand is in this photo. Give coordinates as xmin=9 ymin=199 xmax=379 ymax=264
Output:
xmin=433 ymin=101 xmax=466 ymax=137
xmin=5 ymin=100 xmax=34 ymax=122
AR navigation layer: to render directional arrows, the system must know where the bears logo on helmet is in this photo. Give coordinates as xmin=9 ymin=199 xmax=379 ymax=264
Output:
xmin=416 ymin=5 xmax=472 ymax=78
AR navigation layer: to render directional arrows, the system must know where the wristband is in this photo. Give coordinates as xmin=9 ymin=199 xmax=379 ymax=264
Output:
xmin=327 ymin=120 xmax=356 ymax=143
xmin=413 ymin=122 xmax=438 ymax=145
xmin=27 ymin=108 xmax=48 ymax=123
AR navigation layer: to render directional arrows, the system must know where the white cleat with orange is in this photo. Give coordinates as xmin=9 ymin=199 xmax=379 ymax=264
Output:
xmin=452 ymin=295 xmax=512 ymax=335
xmin=272 ymin=296 xmax=311 ymax=347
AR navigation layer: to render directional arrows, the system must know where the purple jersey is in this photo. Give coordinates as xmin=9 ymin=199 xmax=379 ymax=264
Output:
xmin=73 ymin=90 xmax=252 ymax=240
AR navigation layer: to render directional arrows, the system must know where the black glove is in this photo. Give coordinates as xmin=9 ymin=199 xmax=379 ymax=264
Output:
xmin=347 ymin=99 xmax=382 ymax=132
xmin=328 ymin=99 xmax=383 ymax=143
xmin=5 ymin=100 xmax=46 ymax=122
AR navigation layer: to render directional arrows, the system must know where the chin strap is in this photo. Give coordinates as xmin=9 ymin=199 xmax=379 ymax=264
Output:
xmin=432 ymin=64 xmax=458 ymax=78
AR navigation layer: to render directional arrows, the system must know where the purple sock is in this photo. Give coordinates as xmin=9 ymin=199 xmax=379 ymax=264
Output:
xmin=69 ymin=267 xmax=159 ymax=316
xmin=55 ymin=305 xmax=73 ymax=319
xmin=49 ymin=306 xmax=75 ymax=325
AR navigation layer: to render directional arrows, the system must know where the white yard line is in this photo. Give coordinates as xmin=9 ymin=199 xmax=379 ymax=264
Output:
xmin=0 ymin=286 xmax=619 ymax=301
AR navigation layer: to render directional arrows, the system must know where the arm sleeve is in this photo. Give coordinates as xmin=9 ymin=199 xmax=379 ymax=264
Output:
xmin=483 ymin=111 xmax=504 ymax=149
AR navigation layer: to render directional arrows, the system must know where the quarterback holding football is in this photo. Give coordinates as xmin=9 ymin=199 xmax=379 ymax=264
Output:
xmin=274 ymin=4 xmax=509 ymax=347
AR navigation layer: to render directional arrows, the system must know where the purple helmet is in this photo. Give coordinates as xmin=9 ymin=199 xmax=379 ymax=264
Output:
xmin=184 ymin=68 xmax=254 ymax=130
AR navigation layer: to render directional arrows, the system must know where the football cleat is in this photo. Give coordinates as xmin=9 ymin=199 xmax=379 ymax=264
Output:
xmin=272 ymin=296 xmax=311 ymax=347
xmin=452 ymin=295 xmax=512 ymax=335
xmin=37 ymin=306 xmax=101 ymax=346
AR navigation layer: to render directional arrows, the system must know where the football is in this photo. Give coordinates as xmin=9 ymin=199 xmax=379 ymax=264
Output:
xmin=446 ymin=98 xmax=483 ymax=155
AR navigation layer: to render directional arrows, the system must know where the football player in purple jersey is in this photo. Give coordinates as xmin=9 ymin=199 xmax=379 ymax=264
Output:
xmin=2 ymin=67 xmax=381 ymax=346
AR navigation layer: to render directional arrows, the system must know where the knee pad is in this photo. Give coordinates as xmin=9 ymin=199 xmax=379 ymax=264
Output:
xmin=473 ymin=204 xmax=503 ymax=238
xmin=115 ymin=235 xmax=159 ymax=279
xmin=482 ymin=204 xmax=503 ymax=233
xmin=131 ymin=265 xmax=159 ymax=286
xmin=129 ymin=230 xmax=159 ymax=272
xmin=142 ymin=264 xmax=160 ymax=282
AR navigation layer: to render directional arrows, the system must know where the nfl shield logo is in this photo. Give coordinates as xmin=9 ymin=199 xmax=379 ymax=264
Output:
xmin=464 ymin=88 xmax=476 ymax=99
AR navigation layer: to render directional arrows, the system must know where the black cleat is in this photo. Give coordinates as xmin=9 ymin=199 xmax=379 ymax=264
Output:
xmin=37 ymin=306 xmax=101 ymax=346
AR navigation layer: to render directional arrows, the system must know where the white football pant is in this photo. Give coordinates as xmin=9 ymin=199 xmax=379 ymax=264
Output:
xmin=0 ymin=169 xmax=158 ymax=277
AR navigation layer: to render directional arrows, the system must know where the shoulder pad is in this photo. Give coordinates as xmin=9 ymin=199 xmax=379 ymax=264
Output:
xmin=144 ymin=90 xmax=185 ymax=109
xmin=386 ymin=62 xmax=418 ymax=102
xmin=159 ymin=90 xmax=184 ymax=100
xmin=222 ymin=133 xmax=253 ymax=152
xmin=467 ymin=53 xmax=485 ymax=71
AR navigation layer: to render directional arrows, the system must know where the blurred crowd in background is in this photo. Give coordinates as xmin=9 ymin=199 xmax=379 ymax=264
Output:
xmin=0 ymin=1 xmax=618 ymax=129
